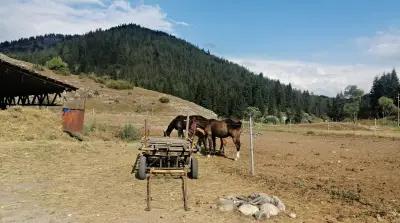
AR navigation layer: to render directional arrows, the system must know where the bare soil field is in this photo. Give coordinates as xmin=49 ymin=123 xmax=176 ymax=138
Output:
xmin=1 ymin=121 xmax=399 ymax=222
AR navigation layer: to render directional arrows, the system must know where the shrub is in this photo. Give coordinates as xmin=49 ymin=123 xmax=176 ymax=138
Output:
xmin=159 ymin=96 xmax=170 ymax=103
xmin=105 ymin=79 xmax=133 ymax=90
xmin=88 ymin=73 xmax=106 ymax=84
xmin=263 ymin=115 xmax=280 ymax=124
xmin=306 ymin=131 xmax=315 ymax=135
xmin=45 ymin=56 xmax=69 ymax=75
xmin=83 ymin=120 xmax=97 ymax=135
xmin=243 ymin=106 xmax=262 ymax=121
xmin=330 ymin=189 xmax=361 ymax=202
xmin=118 ymin=124 xmax=140 ymax=142
xmin=300 ymin=112 xmax=313 ymax=123
xmin=87 ymin=74 xmax=133 ymax=90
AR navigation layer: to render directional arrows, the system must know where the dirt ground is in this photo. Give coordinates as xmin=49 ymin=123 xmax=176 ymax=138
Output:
xmin=2 ymin=52 xmax=399 ymax=223
xmin=1 ymin=128 xmax=400 ymax=223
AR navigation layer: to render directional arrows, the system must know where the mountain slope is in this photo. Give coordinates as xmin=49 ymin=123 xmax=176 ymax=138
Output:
xmin=0 ymin=24 xmax=331 ymax=118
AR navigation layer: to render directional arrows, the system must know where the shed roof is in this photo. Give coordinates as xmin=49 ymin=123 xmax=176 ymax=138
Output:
xmin=0 ymin=53 xmax=77 ymax=97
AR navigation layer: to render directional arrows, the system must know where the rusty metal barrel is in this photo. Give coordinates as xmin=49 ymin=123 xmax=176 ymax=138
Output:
xmin=62 ymin=107 xmax=85 ymax=134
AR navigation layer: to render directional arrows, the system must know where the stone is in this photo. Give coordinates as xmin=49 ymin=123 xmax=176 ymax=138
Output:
xmin=258 ymin=203 xmax=280 ymax=219
xmin=288 ymin=212 xmax=297 ymax=218
xmin=376 ymin=214 xmax=383 ymax=222
xmin=250 ymin=192 xmax=274 ymax=205
xmin=238 ymin=204 xmax=259 ymax=216
xmin=217 ymin=198 xmax=235 ymax=212
xmin=272 ymin=196 xmax=286 ymax=212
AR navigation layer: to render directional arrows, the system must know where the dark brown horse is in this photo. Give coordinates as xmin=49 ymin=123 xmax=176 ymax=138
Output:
xmin=204 ymin=118 xmax=242 ymax=160
xmin=163 ymin=115 xmax=209 ymax=138
xmin=164 ymin=115 xmax=226 ymax=152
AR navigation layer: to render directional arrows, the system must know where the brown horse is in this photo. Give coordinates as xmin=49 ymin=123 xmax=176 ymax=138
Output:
xmin=204 ymin=118 xmax=242 ymax=160
xmin=188 ymin=123 xmax=227 ymax=153
xmin=163 ymin=115 xmax=209 ymax=138
xmin=164 ymin=115 xmax=226 ymax=152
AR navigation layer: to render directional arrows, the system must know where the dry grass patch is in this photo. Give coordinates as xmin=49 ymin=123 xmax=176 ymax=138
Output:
xmin=0 ymin=107 xmax=69 ymax=141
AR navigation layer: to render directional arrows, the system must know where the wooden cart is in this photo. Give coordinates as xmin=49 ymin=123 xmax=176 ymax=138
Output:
xmin=133 ymin=136 xmax=198 ymax=211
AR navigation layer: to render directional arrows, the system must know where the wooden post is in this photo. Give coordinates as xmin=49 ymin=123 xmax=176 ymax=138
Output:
xmin=144 ymin=119 xmax=148 ymax=141
xmin=374 ymin=118 xmax=377 ymax=136
xmin=145 ymin=175 xmax=151 ymax=211
xmin=182 ymin=175 xmax=189 ymax=211
xmin=249 ymin=115 xmax=255 ymax=176
xmin=185 ymin=113 xmax=190 ymax=139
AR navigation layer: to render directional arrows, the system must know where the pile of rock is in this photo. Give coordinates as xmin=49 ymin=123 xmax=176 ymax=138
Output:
xmin=217 ymin=193 xmax=295 ymax=220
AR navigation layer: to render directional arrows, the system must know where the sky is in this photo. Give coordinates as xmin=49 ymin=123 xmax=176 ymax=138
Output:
xmin=1 ymin=0 xmax=400 ymax=96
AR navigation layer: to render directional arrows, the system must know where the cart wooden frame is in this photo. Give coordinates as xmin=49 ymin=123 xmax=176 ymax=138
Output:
xmin=132 ymin=136 xmax=198 ymax=211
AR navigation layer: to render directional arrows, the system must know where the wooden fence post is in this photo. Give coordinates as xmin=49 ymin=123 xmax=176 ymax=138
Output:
xmin=185 ymin=113 xmax=190 ymax=139
xmin=249 ymin=115 xmax=255 ymax=176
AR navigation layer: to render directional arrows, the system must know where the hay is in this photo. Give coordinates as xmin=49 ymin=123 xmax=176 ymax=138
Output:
xmin=0 ymin=107 xmax=67 ymax=141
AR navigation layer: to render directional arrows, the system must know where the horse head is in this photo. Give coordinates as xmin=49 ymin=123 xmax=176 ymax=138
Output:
xmin=163 ymin=130 xmax=170 ymax=137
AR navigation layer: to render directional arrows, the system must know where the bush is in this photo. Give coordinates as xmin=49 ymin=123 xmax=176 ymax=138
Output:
xmin=263 ymin=115 xmax=280 ymax=124
xmin=83 ymin=120 xmax=97 ymax=135
xmin=45 ymin=56 xmax=69 ymax=75
xmin=243 ymin=106 xmax=262 ymax=121
xmin=300 ymin=112 xmax=313 ymax=123
xmin=306 ymin=131 xmax=315 ymax=135
xmin=87 ymin=74 xmax=133 ymax=90
xmin=159 ymin=96 xmax=170 ymax=103
xmin=118 ymin=124 xmax=140 ymax=142
xmin=105 ymin=79 xmax=134 ymax=90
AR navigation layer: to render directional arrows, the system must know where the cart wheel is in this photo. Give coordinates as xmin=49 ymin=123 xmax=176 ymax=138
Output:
xmin=189 ymin=157 xmax=198 ymax=179
xmin=136 ymin=155 xmax=147 ymax=180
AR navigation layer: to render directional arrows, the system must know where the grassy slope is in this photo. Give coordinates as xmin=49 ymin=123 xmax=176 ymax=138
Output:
xmin=0 ymin=53 xmax=217 ymax=141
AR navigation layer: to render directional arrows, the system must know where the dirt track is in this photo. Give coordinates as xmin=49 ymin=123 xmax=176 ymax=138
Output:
xmin=1 ymin=131 xmax=400 ymax=223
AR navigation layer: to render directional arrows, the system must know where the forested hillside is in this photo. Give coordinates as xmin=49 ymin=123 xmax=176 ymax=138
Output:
xmin=1 ymin=24 xmax=331 ymax=119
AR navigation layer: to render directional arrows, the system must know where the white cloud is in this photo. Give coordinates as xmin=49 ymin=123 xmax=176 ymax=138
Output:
xmin=357 ymin=28 xmax=400 ymax=61
xmin=230 ymin=57 xmax=394 ymax=96
xmin=0 ymin=0 xmax=187 ymax=42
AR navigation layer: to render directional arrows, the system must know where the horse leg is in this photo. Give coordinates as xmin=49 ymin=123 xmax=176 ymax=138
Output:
xmin=196 ymin=135 xmax=202 ymax=147
xmin=196 ymin=135 xmax=205 ymax=152
xmin=212 ymin=136 xmax=216 ymax=156
xmin=233 ymin=137 xmax=241 ymax=161
xmin=201 ymin=135 xmax=207 ymax=150
xmin=219 ymin=138 xmax=225 ymax=156
xmin=178 ymin=129 xmax=184 ymax=138
xmin=206 ymin=135 xmax=213 ymax=157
